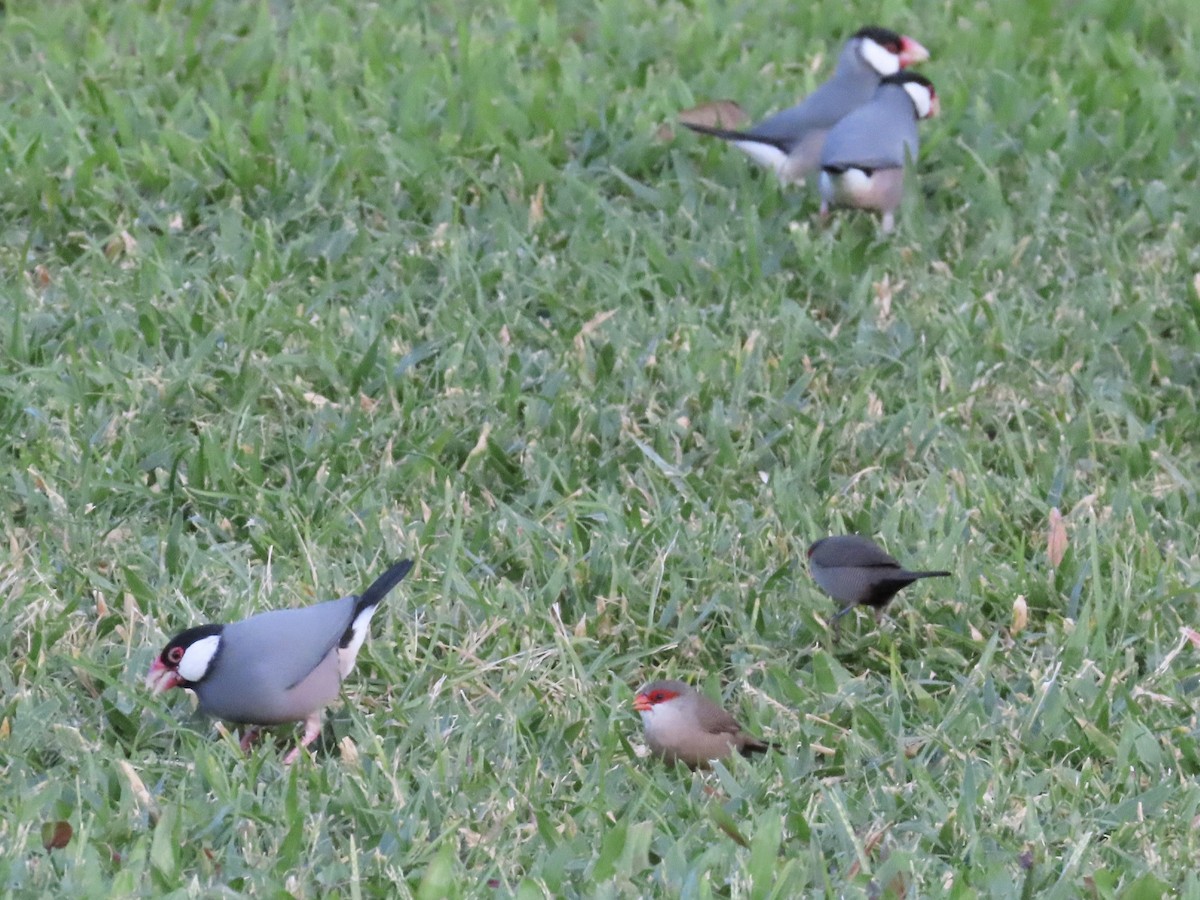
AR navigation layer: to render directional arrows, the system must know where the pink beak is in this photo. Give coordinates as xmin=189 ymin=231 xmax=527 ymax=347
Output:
xmin=898 ymin=36 xmax=930 ymax=68
xmin=633 ymin=694 xmax=653 ymax=713
xmin=145 ymin=658 xmax=182 ymax=694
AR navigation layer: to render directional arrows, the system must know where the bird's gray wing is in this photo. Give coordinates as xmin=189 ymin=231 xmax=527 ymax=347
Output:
xmin=748 ymin=67 xmax=880 ymax=146
xmin=820 ymin=90 xmax=919 ymax=170
xmin=225 ymin=595 xmax=357 ymax=693
xmin=827 ymin=535 xmax=903 ymax=569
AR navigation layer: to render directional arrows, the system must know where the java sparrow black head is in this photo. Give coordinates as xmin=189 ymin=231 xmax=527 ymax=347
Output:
xmin=146 ymin=559 xmax=414 ymax=764
xmin=683 ymin=27 xmax=930 ymax=185
xmin=807 ymin=535 xmax=949 ymax=630
xmin=818 ymin=71 xmax=939 ymax=233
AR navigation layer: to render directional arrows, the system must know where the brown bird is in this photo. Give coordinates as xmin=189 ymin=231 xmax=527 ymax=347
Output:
xmin=633 ymin=680 xmax=773 ymax=769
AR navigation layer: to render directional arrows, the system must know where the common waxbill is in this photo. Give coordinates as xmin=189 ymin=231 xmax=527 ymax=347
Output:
xmin=818 ymin=71 xmax=939 ymax=233
xmin=683 ymin=27 xmax=930 ymax=185
xmin=146 ymin=559 xmax=414 ymax=764
xmin=634 ymin=679 xmax=772 ymax=769
xmin=808 ymin=535 xmax=949 ymax=627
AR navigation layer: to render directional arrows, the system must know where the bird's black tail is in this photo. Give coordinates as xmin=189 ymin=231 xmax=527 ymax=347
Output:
xmin=682 ymin=122 xmax=790 ymax=152
xmin=353 ymin=559 xmax=414 ymax=618
xmin=911 ymin=570 xmax=952 ymax=579
xmin=740 ymin=739 xmax=777 ymax=758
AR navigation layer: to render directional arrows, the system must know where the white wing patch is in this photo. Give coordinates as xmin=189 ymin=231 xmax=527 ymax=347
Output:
xmin=337 ymin=605 xmax=381 ymax=677
xmin=178 ymin=635 xmax=222 ymax=682
xmin=859 ymin=37 xmax=901 ymax=77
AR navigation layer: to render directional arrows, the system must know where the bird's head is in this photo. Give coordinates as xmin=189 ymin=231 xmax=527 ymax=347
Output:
xmin=853 ymin=27 xmax=930 ymax=76
xmin=633 ymin=681 xmax=690 ymax=717
xmin=145 ymin=624 xmax=224 ymax=694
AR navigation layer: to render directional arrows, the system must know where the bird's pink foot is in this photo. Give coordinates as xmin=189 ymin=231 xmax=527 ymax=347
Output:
xmin=283 ymin=712 xmax=323 ymax=766
xmin=239 ymin=728 xmax=261 ymax=753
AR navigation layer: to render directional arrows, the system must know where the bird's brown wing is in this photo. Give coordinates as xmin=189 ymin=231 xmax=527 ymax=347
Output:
xmin=697 ymin=700 xmax=773 ymax=750
xmin=695 ymin=700 xmax=745 ymax=737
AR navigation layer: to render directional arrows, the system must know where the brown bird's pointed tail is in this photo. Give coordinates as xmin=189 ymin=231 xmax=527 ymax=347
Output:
xmin=739 ymin=738 xmax=777 ymax=758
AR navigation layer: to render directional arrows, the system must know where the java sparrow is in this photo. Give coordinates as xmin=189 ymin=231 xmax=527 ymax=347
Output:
xmin=146 ymin=559 xmax=414 ymax=764
xmin=683 ymin=27 xmax=930 ymax=185
xmin=807 ymin=535 xmax=949 ymax=630
xmin=634 ymin=680 xmax=773 ymax=769
xmin=817 ymin=71 xmax=939 ymax=233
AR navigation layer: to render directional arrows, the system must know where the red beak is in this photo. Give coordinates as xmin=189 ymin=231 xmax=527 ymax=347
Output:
xmin=898 ymin=36 xmax=930 ymax=68
xmin=145 ymin=658 xmax=182 ymax=694
xmin=633 ymin=694 xmax=653 ymax=713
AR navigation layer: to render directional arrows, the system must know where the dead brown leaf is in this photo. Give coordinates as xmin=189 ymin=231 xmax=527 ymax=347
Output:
xmin=846 ymin=826 xmax=891 ymax=878
xmin=1047 ymin=507 xmax=1068 ymax=568
xmin=677 ymin=100 xmax=747 ymax=131
xmin=42 ymin=821 xmax=73 ymax=851
xmin=104 ymin=230 xmax=138 ymax=262
xmin=573 ymin=309 xmax=617 ymax=353
xmin=528 ymin=184 xmax=545 ymax=228
xmin=1012 ymin=595 xmax=1029 ymax=635
xmin=460 ymin=422 xmax=492 ymax=472
xmin=118 ymin=760 xmax=161 ymax=826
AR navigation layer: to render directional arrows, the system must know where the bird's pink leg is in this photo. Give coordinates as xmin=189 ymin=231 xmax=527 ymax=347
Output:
xmin=283 ymin=712 xmax=323 ymax=765
xmin=239 ymin=727 xmax=261 ymax=753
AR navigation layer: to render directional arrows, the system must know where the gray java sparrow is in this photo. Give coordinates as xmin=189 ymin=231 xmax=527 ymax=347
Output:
xmin=146 ymin=559 xmax=414 ymax=764
xmin=683 ymin=26 xmax=930 ymax=185
xmin=808 ymin=535 xmax=949 ymax=629
xmin=818 ymin=71 xmax=939 ymax=233
xmin=634 ymin=680 xmax=773 ymax=769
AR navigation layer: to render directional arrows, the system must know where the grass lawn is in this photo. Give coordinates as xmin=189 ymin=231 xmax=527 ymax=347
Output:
xmin=2 ymin=0 xmax=1200 ymax=895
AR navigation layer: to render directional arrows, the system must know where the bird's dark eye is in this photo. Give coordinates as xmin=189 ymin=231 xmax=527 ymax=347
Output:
xmin=650 ymin=692 xmax=663 ymax=702
xmin=887 ymin=42 xmax=900 ymax=53
xmin=168 ymin=647 xmax=184 ymax=664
